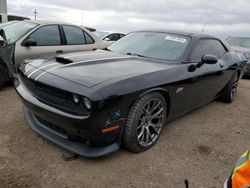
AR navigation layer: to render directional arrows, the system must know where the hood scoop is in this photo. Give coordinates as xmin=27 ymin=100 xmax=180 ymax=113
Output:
xmin=56 ymin=56 xmax=73 ymax=64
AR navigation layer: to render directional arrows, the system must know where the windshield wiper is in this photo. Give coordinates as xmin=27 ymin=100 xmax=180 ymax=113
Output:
xmin=125 ymin=52 xmax=148 ymax=58
xmin=103 ymin=47 xmax=111 ymax=51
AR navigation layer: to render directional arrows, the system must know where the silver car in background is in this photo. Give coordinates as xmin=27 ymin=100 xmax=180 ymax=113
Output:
xmin=94 ymin=31 xmax=125 ymax=46
xmin=226 ymin=36 xmax=250 ymax=77
xmin=0 ymin=20 xmax=107 ymax=89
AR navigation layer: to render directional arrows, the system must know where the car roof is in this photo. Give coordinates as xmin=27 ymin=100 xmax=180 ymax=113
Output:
xmin=24 ymin=19 xmax=70 ymax=25
xmin=136 ymin=29 xmax=216 ymax=38
xmin=22 ymin=20 xmax=91 ymax=30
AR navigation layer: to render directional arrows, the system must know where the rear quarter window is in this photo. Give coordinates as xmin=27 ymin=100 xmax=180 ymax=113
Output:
xmin=84 ymin=32 xmax=95 ymax=44
xmin=63 ymin=25 xmax=86 ymax=45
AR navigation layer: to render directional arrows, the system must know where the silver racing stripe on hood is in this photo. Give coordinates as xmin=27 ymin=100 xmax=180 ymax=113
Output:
xmin=34 ymin=56 xmax=130 ymax=81
xmin=27 ymin=63 xmax=58 ymax=78
xmin=24 ymin=62 xmax=60 ymax=76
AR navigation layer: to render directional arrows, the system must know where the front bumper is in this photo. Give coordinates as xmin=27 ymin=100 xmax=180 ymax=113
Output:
xmin=23 ymin=107 xmax=121 ymax=158
xmin=15 ymin=76 xmax=124 ymax=158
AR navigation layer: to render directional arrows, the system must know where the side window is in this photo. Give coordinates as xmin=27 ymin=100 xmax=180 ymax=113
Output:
xmin=106 ymin=34 xmax=119 ymax=41
xmin=63 ymin=25 xmax=86 ymax=45
xmin=215 ymin=40 xmax=227 ymax=58
xmin=190 ymin=39 xmax=220 ymax=62
xmin=28 ymin=25 xmax=61 ymax=46
xmin=84 ymin=32 xmax=95 ymax=44
xmin=119 ymin=34 xmax=125 ymax=39
xmin=112 ymin=34 xmax=119 ymax=41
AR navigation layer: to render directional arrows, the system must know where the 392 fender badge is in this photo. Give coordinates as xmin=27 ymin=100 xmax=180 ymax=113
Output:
xmin=176 ymin=87 xmax=184 ymax=94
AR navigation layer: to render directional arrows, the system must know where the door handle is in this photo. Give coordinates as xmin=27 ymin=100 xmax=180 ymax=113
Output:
xmin=56 ymin=50 xmax=63 ymax=53
xmin=219 ymin=64 xmax=224 ymax=68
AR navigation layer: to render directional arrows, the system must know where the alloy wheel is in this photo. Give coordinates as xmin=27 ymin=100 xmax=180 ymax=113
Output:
xmin=137 ymin=98 xmax=165 ymax=147
xmin=231 ymin=74 xmax=239 ymax=100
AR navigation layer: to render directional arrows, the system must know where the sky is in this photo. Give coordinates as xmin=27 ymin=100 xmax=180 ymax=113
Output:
xmin=6 ymin=0 xmax=250 ymax=39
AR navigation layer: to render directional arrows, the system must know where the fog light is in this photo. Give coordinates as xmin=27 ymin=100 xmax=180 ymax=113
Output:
xmin=83 ymin=97 xmax=92 ymax=110
xmin=72 ymin=94 xmax=80 ymax=104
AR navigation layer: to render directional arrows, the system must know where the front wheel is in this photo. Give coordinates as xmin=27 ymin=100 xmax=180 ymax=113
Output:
xmin=123 ymin=92 xmax=167 ymax=153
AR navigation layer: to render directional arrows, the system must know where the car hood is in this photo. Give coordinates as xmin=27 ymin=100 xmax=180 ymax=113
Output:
xmin=19 ymin=50 xmax=171 ymax=88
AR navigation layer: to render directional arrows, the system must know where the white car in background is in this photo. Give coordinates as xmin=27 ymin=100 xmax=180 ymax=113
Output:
xmin=0 ymin=20 xmax=107 ymax=88
xmin=94 ymin=31 xmax=125 ymax=46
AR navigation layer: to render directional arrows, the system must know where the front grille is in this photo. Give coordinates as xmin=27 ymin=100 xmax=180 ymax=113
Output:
xmin=19 ymin=73 xmax=89 ymax=116
xmin=36 ymin=82 xmax=68 ymax=98
xmin=35 ymin=115 xmax=88 ymax=144
xmin=21 ymin=73 xmax=69 ymax=99
xmin=35 ymin=115 xmax=67 ymax=136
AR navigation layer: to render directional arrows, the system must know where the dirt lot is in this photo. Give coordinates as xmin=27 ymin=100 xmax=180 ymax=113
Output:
xmin=0 ymin=79 xmax=250 ymax=188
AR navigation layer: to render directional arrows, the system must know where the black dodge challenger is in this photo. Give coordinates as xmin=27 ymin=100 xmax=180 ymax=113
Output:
xmin=15 ymin=30 xmax=246 ymax=158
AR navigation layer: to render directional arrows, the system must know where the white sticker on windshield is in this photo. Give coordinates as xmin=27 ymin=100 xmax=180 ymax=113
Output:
xmin=165 ymin=35 xmax=187 ymax=43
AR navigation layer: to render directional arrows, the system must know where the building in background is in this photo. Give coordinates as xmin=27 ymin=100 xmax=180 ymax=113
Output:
xmin=0 ymin=0 xmax=30 ymax=23
xmin=0 ymin=14 xmax=30 ymax=22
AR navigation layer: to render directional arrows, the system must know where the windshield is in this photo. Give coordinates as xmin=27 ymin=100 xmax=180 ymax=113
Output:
xmin=1 ymin=21 xmax=37 ymax=44
xmin=226 ymin=37 xmax=250 ymax=49
xmin=108 ymin=32 xmax=190 ymax=61
xmin=94 ymin=31 xmax=109 ymax=39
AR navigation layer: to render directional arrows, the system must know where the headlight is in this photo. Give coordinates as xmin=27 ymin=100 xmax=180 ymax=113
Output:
xmin=72 ymin=94 xmax=80 ymax=104
xmin=82 ymin=97 xmax=92 ymax=110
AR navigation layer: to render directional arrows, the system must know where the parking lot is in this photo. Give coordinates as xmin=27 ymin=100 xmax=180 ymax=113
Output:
xmin=0 ymin=79 xmax=249 ymax=188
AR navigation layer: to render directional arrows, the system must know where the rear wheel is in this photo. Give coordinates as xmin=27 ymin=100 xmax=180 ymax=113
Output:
xmin=123 ymin=92 xmax=167 ymax=153
xmin=220 ymin=72 xmax=239 ymax=103
xmin=0 ymin=64 xmax=7 ymax=90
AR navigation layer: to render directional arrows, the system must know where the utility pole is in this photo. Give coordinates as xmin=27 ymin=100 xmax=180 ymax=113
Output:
xmin=0 ymin=0 xmax=8 ymax=22
xmin=34 ymin=9 xmax=37 ymax=20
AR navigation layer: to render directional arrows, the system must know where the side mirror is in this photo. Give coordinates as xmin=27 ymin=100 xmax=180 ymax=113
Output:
xmin=0 ymin=35 xmax=5 ymax=46
xmin=188 ymin=54 xmax=218 ymax=72
xmin=202 ymin=54 xmax=218 ymax=64
xmin=23 ymin=39 xmax=37 ymax=47
xmin=104 ymin=37 xmax=110 ymax=41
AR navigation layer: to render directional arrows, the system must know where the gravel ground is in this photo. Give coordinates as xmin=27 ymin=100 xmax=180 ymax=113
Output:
xmin=0 ymin=79 xmax=250 ymax=188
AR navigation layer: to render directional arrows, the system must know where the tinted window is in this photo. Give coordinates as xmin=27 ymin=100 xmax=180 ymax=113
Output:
xmin=63 ymin=25 xmax=85 ymax=45
xmin=108 ymin=32 xmax=190 ymax=61
xmin=215 ymin=41 xmax=227 ymax=58
xmin=119 ymin=34 xmax=125 ymax=39
xmin=190 ymin=39 xmax=224 ymax=61
xmin=107 ymin=34 xmax=119 ymax=41
xmin=29 ymin=25 xmax=60 ymax=46
xmin=84 ymin=32 xmax=94 ymax=44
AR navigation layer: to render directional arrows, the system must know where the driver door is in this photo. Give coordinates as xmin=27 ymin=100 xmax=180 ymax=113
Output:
xmin=168 ymin=38 xmax=229 ymax=119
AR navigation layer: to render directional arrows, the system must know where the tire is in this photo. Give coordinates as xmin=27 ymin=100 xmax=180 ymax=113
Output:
xmin=220 ymin=72 xmax=239 ymax=103
xmin=123 ymin=92 xmax=167 ymax=153
xmin=0 ymin=64 xmax=7 ymax=90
